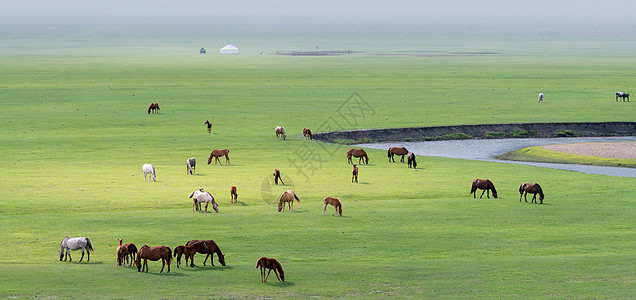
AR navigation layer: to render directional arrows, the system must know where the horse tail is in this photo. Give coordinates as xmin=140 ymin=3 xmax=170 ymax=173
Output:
xmin=387 ymin=148 xmax=391 ymax=158
xmin=294 ymin=192 xmax=300 ymax=204
xmin=173 ymin=247 xmax=178 ymax=257
xmin=166 ymin=247 xmax=173 ymax=264
xmin=519 ymin=183 xmax=524 ymax=194
xmin=338 ymin=201 xmax=343 ymax=215
xmin=86 ymin=238 xmax=94 ymax=252
xmin=470 ymin=182 xmax=476 ymax=195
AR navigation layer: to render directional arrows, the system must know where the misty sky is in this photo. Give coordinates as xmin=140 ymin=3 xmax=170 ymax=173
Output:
xmin=2 ymin=0 xmax=636 ymax=37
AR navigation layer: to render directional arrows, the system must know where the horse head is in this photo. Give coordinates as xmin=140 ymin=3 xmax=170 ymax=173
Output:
xmin=212 ymin=200 xmax=219 ymax=213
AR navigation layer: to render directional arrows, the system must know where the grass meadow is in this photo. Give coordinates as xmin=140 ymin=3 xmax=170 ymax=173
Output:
xmin=1 ymin=37 xmax=635 ymax=298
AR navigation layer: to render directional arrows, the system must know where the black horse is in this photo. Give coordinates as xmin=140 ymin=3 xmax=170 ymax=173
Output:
xmin=616 ymin=92 xmax=630 ymax=102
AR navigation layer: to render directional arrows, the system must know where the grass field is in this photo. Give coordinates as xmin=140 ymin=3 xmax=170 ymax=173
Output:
xmin=1 ymin=36 xmax=635 ymax=299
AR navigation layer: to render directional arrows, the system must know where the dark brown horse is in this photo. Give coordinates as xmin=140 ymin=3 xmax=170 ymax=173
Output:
xmin=256 ymin=257 xmax=285 ymax=282
xmin=278 ymin=190 xmax=300 ymax=212
xmin=323 ymin=196 xmax=342 ymax=216
xmin=185 ymin=239 xmax=226 ymax=266
xmin=117 ymin=239 xmax=128 ymax=267
xmin=135 ymin=245 xmax=172 ymax=273
xmin=273 ymin=168 xmax=284 ymax=185
xmin=204 ymin=120 xmax=212 ymax=133
xmin=470 ymin=179 xmax=498 ymax=199
xmin=230 ymin=186 xmax=238 ymax=204
xmin=303 ymin=128 xmax=313 ymax=140
xmin=407 ymin=152 xmax=417 ymax=169
xmin=124 ymin=242 xmax=138 ymax=267
xmin=519 ymin=183 xmax=544 ymax=204
xmin=208 ymin=149 xmax=230 ymax=164
xmin=352 ymin=164 xmax=358 ymax=183
xmin=388 ymin=147 xmax=408 ymax=163
xmin=147 ymin=102 xmax=160 ymax=114
xmin=173 ymin=241 xmax=208 ymax=268
xmin=347 ymin=148 xmax=369 ymax=164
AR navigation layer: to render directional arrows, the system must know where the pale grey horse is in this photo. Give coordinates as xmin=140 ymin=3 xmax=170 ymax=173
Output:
xmin=59 ymin=236 xmax=94 ymax=262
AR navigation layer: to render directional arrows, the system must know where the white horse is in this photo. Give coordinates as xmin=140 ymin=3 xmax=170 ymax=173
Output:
xmin=538 ymin=92 xmax=544 ymax=103
xmin=59 ymin=236 xmax=94 ymax=262
xmin=143 ymin=164 xmax=156 ymax=182
xmin=275 ymin=126 xmax=286 ymax=140
xmin=186 ymin=158 xmax=196 ymax=175
xmin=188 ymin=189 xmax=219 ymax=213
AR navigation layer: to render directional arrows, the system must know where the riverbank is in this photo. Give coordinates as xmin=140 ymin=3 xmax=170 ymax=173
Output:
xmin=496 ymin=142 xmax=636 ymax=168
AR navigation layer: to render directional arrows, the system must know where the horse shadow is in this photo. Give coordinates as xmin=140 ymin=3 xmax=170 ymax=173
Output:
xmin=232 ymin=201 xmax=248 ymax=206
xmin=181 ymin=265 xmax=234 ymax=272
xmin=265 ymin=280 xmax=295 ymax=287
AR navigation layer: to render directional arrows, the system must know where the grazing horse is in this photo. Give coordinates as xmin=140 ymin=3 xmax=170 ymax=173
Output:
xmin=519 ymin=182 xmax=544 ymax=204
xmin=388 ymin=147 xmax=408 ymax=163
xmin=538 ymin=92 xmax=544 ymax=103
xmin=173 ymin=241 xmax=208 ymax=268
xmin=117 ymin=239 xmax=128 ymax=267
xmin=188 ymin=189 xmax=219 ymax=213
xmin=616 ymin=92 xmax=630 ymax=102
xmin=204 ymin=120 xmax=212 ymax=133
xmin=125 ymin=242 xmax=138 ymax=267
xmin=347 ymin=148 xmax=369 ymax=164
xmin=303 ymin=128 xmax=313 ymax=140
xmin=186 ymin=157 xmax=196 ymax=175
xmin=275 ymin=126 xmax=286 ymax=140
xmin=135 ymin=245 xmax=172 ymax=273
xmin=256 ymin=257 xmax=285 ymax=282
xmin=278 ymin=190 xmax=300 ymax=212
xmin=59 ymin=236 xmax=94 ymax=263
xmin=352 ymin=164 xmax=358 ymax=183
xmin=230 ymin=186 xmax=238 ymax=204
xmin=185 ymin=239 xmax=226 ymax=266
xmin=407 ymin=152 xmax=417 ymax=169
xmin=273 ymin=168 xmax=284 ymax=185
xmin=323 ymin=196 xmax=342 ymax=216
xmin=207 ymin=149 xmax=230 ymax=164
xmin=142 ymin=164 xmax=156 ymax=182
xmin=470 ymin=179 xmax=498 ymax=199
xmin=147 ymin=102 xmax=160 ymax=114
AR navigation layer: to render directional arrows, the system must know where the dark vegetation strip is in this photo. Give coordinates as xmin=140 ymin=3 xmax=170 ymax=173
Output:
xmin=314 ymin=122 xmax=636 ymax=144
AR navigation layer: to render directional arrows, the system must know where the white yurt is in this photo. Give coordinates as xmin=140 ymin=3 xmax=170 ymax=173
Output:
xmin=220 ymin=44 xmax=239 ymax=54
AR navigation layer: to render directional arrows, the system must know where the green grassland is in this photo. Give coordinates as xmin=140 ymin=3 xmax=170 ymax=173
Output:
xmin=1 ymin=37 xmax=635 ymax=298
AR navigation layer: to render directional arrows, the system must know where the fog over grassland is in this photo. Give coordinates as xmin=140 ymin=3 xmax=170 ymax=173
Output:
xmin=1 ymin=0 xmax=636 ymax=41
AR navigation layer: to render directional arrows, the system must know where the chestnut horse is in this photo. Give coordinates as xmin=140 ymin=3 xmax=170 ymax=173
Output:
xmin=230 ymin=186 xmax=238 ymax=204
xmin=407 ymin=152 xmax=417 ymax=169
xmin=323 ymin=196 xmax=342 ymax=216
xmin=147 ymin=102 xmax=160 ymax=114
xmin=347 ymin=148 xmax=369 ymax=164
xmin=519 ymin=183 xmax=544 ymax=204
xmin=470 ymin=179 xmax=498 ymax=199
xmin=117 ymin=239 xmax=128 ymax=267
xmin=186 ymin=157 xmax=196 ymax=175
xmin=303 ymin=128 xmax=313 ymax=140
xmin=135 ymin=244 xmax=172 ymax=273
xmin=207 ymin=149 xmax=230 ymax=165
xmin=352 ymin=164 xmax=358 ymax=183
xmin=185 ymin=239 xmax=226 ymax=266
xmin=278 ymin=190 xmax=300 ymax=212
xmin=173 ymin=241 xmax=208 ymax=268
xmin=204 ymin=120 xmax=212 ymax=133
xmin=388 ymin=147 xmax=408 ymax=163
xmin=256 ymin=257 xmax=285 ymax=282
xmin=125 ymin=242 xmax=138 ymax=267
xmin=275 ymin=126 xmax=286 ymax=140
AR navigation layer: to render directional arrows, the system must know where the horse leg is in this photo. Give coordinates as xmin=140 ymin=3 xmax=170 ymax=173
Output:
xmin=333 ymin=206 xmax=338 ymax=216
xmin=273 ymin=269 xmax=281 ymax=281
xmin=261 ymin=266 xmax=266 ymax=282
xmin=66 ymin=250 xmax=71 ymax=262
xmin=144 ymin=259 xmax=149 ymax=272
xmin=204 ymin=202 xmax=209 ymax=213
xmin=400 ymin=155 xmax=405 ymax=163
xmin=203 ymin=253 xmax=210 ymax=266
xmin=531 ymin=193 xmax=537 ymax=203
xmin=87 ymin=248 xmax=90 ymax=262
xmin=524 ymin=192 xmax=528 ymax=203
xmin=160 ymin=259 xmax=165 ymax=273
xmin=265 ymin=268 xmax=273 ymax=282
xmin=79 ymin=249 xmax=85 ymax=262
xmin=225 ymin=155 xmax=230 ymax=164
xmin=480 ymin=189 xmax=486 ymax=199
xmin=324 ymin=203 xmax=327 ymax=215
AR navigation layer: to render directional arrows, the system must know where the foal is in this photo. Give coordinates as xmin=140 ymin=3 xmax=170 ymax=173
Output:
xmin=256 ymin=257 xmax=285 ymax=282
xmin=323 ymin=196 xmax=343 ymax=216
xmin=230 ymin=186 xmax=238 ymax=204
xmin=173 ymin=241 xmax=208 ymax=268
xmin=117 ymin=239 xmax=128 ymax=267
xmin=204 ymin=120 xmax=212 ymax=133
xmin=352 ymin=165 xmax=358 ymax=183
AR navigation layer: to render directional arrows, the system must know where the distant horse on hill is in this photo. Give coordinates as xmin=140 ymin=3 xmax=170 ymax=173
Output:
xmin=303 ymin=128 xmax=313 ymax=140
xmin=352 ymin=164 xmax=358 ymax=183
xmin=256 ymin=257 xmax=285 ymax=282
xmin=470 ymin=179 xmax=498 ymax=199
xmin=519 ymin=182 xmax=544 ymax=204
xmin=323 ymin=196 xmax=342 ymax=216
xmin=388 ymin=147 xmax=408 ymax=162
xmin=230 ymin=186 xmax=238 ymax=204
xmin=275 ymin=126 xmax=286 ymax=140
xmin=616 ymin=92 xmax=630 ymax=102
xmin=186 ymin=157 xmax=196 ymax=175
xmin=278 ymin=190 xmax=300 ymax=212
xmin=347 ymin=148 xmax=369 ymax=164
xmin=147 ymin=103 xmax=160 ymax=114
xmin=538 ymin=92 xmax=544 ymax=103
xmin=208 ymin=149 xmax=230 ymax=164
xmin=204 ymin=120 xmax=212 ymax=133
xmin=142 ymin=164 xmax=156 ymax=182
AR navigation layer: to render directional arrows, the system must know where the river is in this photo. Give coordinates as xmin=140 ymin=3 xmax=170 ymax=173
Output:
xmin=357 ymin=136 xmax=636 ymax=177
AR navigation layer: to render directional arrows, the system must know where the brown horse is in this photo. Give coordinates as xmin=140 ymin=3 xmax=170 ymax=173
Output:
xmin=204 ymin=120 xmax=212 ymax=133
xmin=147 ymin=102 xmax=160 ymax=114
xmin=323 ymin=196 xmax=343 ymax=216
xmin=347 ymin=148 xmax=369 ymax=164
xmin=117 ymin=239 xmax=128 ymax=267
xmin=278 ymin=190 xmax=300 ymax=212
xmin=388 ymin=147 xmax=408 ymax=163
xmin=470 ymin=179 xmax=498 ymax=199
xmin=303 ymin=128 xmax=313 ymax=140
xmin=407 ymin=152 xmax=417 ymax=169
xmin=185 ymin=239 xmax=226 ymax=266
xmin=352 ymin=164 xmax=358 ymax=183
xmin=207 ymin=149 xmax=230 ymax=164
xmin=273 ymin=168 xmax=285 ymax=185
xmin=519 ymin=183 xmax=544 ymax=204
xmin=125 ymin=242 xmax=138 ymax=267
xmin=135 ymin=245 xmax=172 ymax=273
xmin=173 ymin=241 xmax=208 ymax=268
xmin=256 ymin=257 xmax=285 ymax=282
xmin=230 ymin=186 xmax=238 ymax=204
